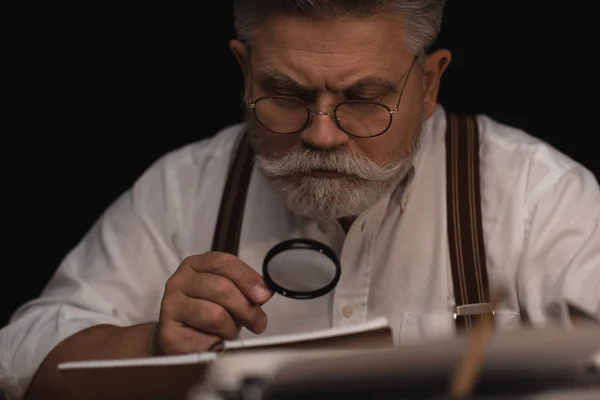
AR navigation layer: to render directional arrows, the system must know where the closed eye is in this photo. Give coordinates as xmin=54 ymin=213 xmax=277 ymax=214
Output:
xmin=341 ymin=78 xmax=397 ymax=102
xmin=343 ymin=89 xmax=393 ymax=102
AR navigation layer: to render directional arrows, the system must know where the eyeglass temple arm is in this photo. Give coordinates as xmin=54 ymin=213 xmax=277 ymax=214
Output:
xmin=393 ymin=55 xmax=419 ymax=113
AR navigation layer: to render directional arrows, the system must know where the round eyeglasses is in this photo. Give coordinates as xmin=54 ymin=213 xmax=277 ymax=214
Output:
xmin=247 ymin=56 xmax=417 ymax=139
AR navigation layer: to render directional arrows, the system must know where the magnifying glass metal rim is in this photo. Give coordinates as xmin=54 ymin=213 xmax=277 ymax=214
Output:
xmin=262 ymin=238 xmax=342 ymax=300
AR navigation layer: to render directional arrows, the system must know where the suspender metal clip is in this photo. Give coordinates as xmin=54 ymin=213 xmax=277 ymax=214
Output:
xmin=453 ymin=303 xmax=495 ymax=320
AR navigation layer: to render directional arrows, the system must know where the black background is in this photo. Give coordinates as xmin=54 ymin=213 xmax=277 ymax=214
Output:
xmin=11 ymin=1 xmax=600 ymax=327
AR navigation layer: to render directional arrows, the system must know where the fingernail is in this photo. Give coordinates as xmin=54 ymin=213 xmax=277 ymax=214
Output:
xmin=256 ymin=314 xmax=268 ymax=333
xmin=251 ymin=283 xmax=271 ymax=303
xmin=209 ymin=340 xmax=224 ymax=352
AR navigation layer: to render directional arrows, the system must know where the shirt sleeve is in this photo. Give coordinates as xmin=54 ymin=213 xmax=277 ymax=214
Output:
xmin=0 ymin=155 xmax=183 ymax=399
xmin=517 ymin=164 xmax=600 ymax=326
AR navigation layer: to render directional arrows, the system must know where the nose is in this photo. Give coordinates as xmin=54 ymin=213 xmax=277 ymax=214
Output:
xmin=299 ymin=109 xmax=349 ymax=150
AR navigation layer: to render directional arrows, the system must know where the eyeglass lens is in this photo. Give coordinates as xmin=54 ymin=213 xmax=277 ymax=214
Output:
xmin=254 ymin=97 xmax=392 ymax=137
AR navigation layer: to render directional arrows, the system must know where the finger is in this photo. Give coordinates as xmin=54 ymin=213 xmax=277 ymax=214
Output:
xmin=178 ymin=271 xmax=268 ymax=334
xmin=166 ymin=262 xmax=269 ymax=334
xmin=183 ymin=252 xmax=274 ymax=305
xmin=158 ymin=319 xmax=223 ymax=355
xmin=164 ymin=292 xmax=242 ymax=340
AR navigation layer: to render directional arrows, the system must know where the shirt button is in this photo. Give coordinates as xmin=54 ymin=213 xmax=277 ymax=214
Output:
xmin=342 ymin=304 xmax=354 ymax=318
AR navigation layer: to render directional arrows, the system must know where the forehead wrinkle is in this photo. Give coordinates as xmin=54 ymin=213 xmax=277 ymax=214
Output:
xmin=258 ymin=14 xmax=406 ymax=52
xmin=272 ymin=43 xmax=397 ymax=55
xmin=264 ymin=67 xmax=399 ymax=93
xmin=253 ymin=41 xmax=397 ymax=62
xmin=251 ymin=16 xmax=406 ymax=93
xmin=255 ymin=67 xmax=397 ymax=95
xmin=254 ymin=48 xmax=397 ymax=85
xmin=254 ymin=61 xmax=312 ymax=90
xmin=254 ymin=53 xmax=398 ymax=93
xmin=254 ymin=34 xmax=403 ymax=62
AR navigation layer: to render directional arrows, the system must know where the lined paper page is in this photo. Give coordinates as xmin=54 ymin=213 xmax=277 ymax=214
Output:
xmin=56 ymin=317 xmax=390 ymax=369
xmin=58 ymin=351 xmax=218 ymax=369
xmin=223 ymin=317 xmax=390 ymax=350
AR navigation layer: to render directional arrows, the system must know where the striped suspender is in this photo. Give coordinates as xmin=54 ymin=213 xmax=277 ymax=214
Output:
xmin=212 ymin=114 xmax=494 ymax=334
xmin=445 ymin=113 xmax=494 ymax=334
xmin=211 ymin=132 xmax=255 ymax=254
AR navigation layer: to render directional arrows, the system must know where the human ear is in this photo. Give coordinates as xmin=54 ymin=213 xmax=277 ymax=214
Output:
xmin=421 ymin=49 xmax=451 ymax=118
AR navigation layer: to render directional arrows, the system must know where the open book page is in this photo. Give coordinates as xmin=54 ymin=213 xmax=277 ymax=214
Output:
xmin=58 ymin=351 xmax=218 ymax=369
xmin=57 ymin=316 xmax=391 ymax=370
xmin=56 ymin=317 xmax=393 ymax=400
xmin=222 ymin=316 xmax=392 ymax=351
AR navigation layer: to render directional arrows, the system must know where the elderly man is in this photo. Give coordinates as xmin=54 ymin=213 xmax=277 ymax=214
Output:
xmin=2 ymin=0 xmax=599 ymax=398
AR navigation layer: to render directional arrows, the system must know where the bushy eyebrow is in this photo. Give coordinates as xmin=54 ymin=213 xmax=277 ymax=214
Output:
xmin=345 ymin=76 xmax=397 ymax=94
xmin=255 ymin=69 xmax=398 ymax=95
xmin=257 ymin=71 xmax=306 ymax=93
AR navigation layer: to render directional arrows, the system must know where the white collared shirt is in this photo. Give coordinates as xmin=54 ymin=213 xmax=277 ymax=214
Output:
xmin=2 ymin=105 xmax=599 ymax=398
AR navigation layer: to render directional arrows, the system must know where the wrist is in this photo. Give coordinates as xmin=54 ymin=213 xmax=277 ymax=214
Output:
xmin=149 ymin=321 xmax=164 ymax=356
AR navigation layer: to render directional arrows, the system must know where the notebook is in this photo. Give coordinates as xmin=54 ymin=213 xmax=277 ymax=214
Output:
xmin=56 ymin=317 xmax=393 ymax=400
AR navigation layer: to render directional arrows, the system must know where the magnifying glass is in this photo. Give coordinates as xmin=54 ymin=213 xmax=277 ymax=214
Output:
xmin=262 ymin=238 xmax=341 ymax=300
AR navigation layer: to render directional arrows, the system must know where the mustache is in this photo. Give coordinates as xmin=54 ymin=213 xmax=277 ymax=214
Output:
xmin=254 ymin=146 xmax=407 ymax=181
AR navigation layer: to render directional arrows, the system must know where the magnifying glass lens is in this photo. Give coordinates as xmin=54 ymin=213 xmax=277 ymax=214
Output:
xmin=263 ymin=239 xmax=341 ymax=300
xmin=267 ymin=248 xmax=337 ymax=292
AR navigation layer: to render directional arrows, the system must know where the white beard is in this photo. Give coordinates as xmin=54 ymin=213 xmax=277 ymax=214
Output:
xmin=253 ymin=144 xmax=416 ymax=220
xmin=262 ymin=169 xmax=411 ymax=220
xmin=249 ymin=111 xmax=423 ymax=221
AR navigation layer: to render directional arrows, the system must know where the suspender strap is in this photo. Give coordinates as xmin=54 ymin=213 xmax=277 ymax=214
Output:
xmin=445 ymin=113 xmax=494 ymax=334
xmin=211 ymin=132 xmax=254 ymax=254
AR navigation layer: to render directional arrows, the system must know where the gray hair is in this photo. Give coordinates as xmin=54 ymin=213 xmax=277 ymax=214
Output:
xmin=233 ymin=0 xmax=446 ymax=54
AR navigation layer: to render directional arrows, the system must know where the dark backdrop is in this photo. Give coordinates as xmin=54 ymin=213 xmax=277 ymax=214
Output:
xmin=11 ymin=1 xmax=600 ymax=327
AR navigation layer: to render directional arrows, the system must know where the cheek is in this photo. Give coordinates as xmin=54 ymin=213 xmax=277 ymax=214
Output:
xmin=247 ymin=112 xmax=299 ymax=156
xmin=352 ymin=124 xmax=417 ymax=164
xmin=257 ymin=131 xmax=299 ymax=156
xmin=356 ymin=142 xmax=391 ymax=164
